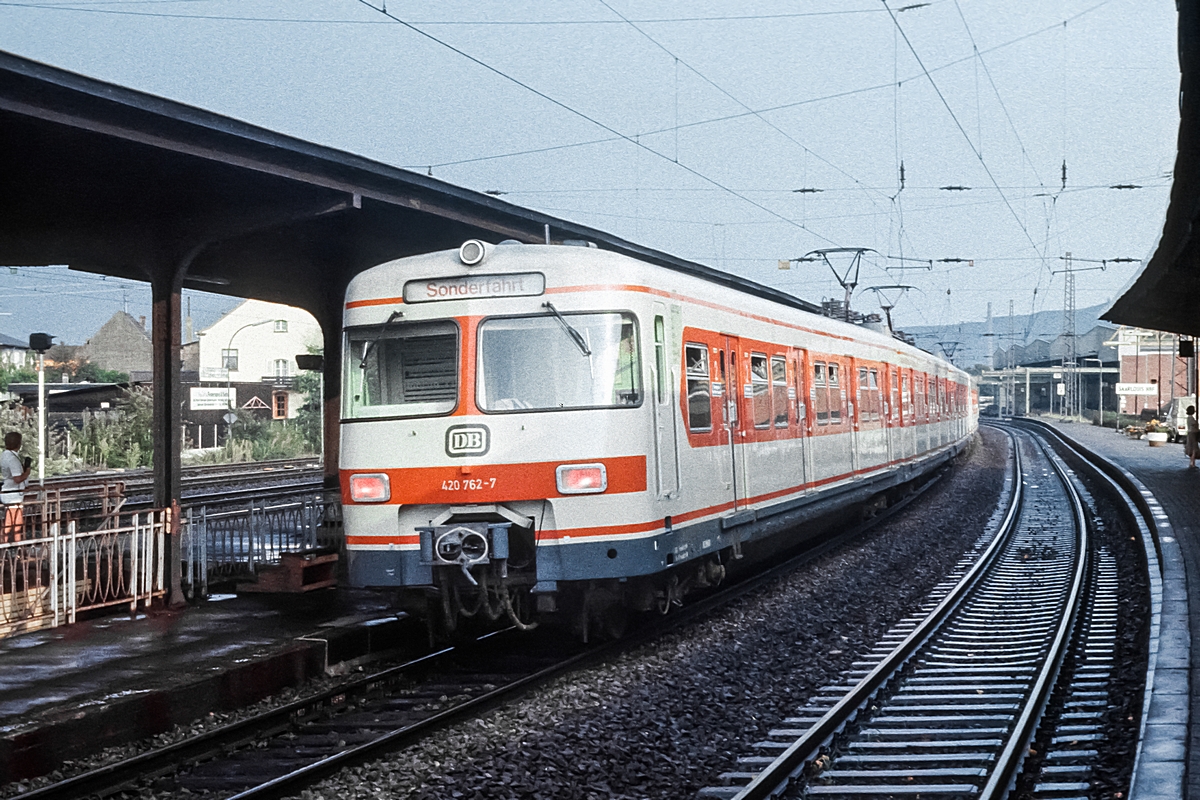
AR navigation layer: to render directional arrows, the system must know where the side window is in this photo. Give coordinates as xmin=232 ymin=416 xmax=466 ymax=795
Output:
xmin=771 ymin=356 xmax=789 ymax=428
xmin=889 ymin=369 xmax=898 ymax=420
xmin=814 ymin=362 xmax=828 ymax=425
xmin=828 ymin=363 xmax=842 ymax=423
xmin=653 ymin=316 xmax=666 ymax=404
xmin=685 ymin=344 xmax=712 ymax=431
xmin=857 ymin=367 xmax=869 ymax=422
xmin=873 ymin=367 xmax=883 ymax=422
xmin=751 ymin=353 xmax=770 ymax=428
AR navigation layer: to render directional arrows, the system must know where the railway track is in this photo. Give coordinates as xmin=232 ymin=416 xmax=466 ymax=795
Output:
xmin=40 ymin=457 xmax=323 ymax=509
xmin=697 ymin=425 xmax=1119 ymax=799
xmin=20 ymin=462 xmax=956 ymax=800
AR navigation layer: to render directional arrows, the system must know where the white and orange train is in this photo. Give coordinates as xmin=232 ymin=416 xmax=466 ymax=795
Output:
xmin=339 ymin=239 xmax=977 ymax=634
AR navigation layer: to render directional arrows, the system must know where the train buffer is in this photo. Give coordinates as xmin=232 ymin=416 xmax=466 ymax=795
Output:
xmin=237 ymin=549 xmax=339 ymax=593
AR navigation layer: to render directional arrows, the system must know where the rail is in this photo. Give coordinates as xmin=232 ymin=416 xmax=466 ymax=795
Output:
xmin=718 ymin=427 xmax=1089 ymax=799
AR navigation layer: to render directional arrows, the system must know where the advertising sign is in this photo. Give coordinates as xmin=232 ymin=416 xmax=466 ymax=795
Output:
xmin=190 ymin=387 xmax=236 ymax=411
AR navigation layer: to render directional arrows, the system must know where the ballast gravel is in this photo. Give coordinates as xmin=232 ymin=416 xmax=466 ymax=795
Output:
xmin=290 ymin=428 xmax=1009 ymax=800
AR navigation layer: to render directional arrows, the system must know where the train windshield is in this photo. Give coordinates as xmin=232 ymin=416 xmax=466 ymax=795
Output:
xmin=478 ymin=312 xmax=642 ymax=412
xmin=343 ymin=320 xmax=459 ymax=418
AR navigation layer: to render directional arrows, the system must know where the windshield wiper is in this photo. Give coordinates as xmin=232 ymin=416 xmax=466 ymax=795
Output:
xmin=359 ymin=310 xmax=404 ymax=369
xmin=542 ymin=302 xmax=591 ymax=357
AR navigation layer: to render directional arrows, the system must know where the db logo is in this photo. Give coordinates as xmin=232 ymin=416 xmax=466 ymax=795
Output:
xmin=445 ymin=425 xmax=490 ymax=457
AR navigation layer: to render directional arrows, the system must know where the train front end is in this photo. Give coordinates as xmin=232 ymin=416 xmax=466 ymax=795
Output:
xmin=340 ymin=241 xmax=653 ymax=633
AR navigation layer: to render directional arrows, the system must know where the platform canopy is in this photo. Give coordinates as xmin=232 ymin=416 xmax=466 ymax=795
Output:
xmin=0 ymin=49 xmax=817 ymax=321
xmin=0 ymin=46 xmax=827 ymax=528
xmin=1105 ymin=4 xmax=1200 ymax=336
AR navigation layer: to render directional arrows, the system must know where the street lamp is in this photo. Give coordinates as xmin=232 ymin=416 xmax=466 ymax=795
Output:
xmin=224 ymin=319 xmax=285 ymax=433
xmin=28 ymin=333 xmax=53 ymax=483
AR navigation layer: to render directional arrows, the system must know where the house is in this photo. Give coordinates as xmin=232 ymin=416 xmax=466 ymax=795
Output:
xmin=80 ymin=312 xmax=153 ymax=376
xmin=0 ymin=333 xmax=28 ymax=369
xmin=193 ymin=299 xmax=322 ymax=423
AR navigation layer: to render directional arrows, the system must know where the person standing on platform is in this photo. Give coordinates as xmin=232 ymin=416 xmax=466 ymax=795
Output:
xmin=1 ymin=432 xmax=31 ymax=541
xmin=1187 ymin=406 xmax=1199 ymax=469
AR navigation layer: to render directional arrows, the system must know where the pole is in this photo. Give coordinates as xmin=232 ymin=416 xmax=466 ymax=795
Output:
xmin=224 ymin=319 xmax=279 ymax=440
xmin=37 ymin=352 xmax=45 ymax=484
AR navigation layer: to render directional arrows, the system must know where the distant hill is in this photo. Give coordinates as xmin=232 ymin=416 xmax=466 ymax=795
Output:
xmin=899 ymin=303 xmax=1111 ymax=368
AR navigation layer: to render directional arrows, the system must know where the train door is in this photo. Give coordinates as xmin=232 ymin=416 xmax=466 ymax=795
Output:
xmin=718 ymin=336 xmax=745 ymax=510
xmin=887 ymin=368 xmax=900 ymax=462
xmin=793 ymin=350 xmax=812 ymax=491
xmin=651 ymin=305 xmax=679 ymax=499
xmin=846 ymin=358 xmax=860 ymax=474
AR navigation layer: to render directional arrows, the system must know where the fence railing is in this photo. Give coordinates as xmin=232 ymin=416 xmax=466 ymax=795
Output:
xmin=0 ymin=508 xmax=168 ymax=637
xmin=0 ymin=483 xmax=339 ymax=635
xmin=181 ymin=490 xmax=337 ymax=598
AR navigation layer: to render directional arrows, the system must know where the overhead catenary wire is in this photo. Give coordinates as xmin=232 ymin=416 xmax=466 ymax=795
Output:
xmin=595 ymin=0 xmax=892 ymax=215
xmin=882 ymin=0 xmax=1047 ymax=269
xmin=407 ymin=4 xmax=1115 ymax=171
xmin=352 ymin=0 xmax=845 ymax=248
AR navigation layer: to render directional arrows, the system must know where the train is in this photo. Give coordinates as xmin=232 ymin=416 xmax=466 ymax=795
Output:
xmin=339 ymin=239 xmax=978 ymax=638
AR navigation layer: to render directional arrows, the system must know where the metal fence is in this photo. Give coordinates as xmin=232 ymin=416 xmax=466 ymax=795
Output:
xmin=0 ymin=508 xmax=168 ymax=637
xmin=181 ymin=490 xmax=336 ymax=598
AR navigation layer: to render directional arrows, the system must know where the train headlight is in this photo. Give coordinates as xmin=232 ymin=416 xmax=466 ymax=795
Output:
xmin=349 ymin=473 xmax=390 ymax=503
xmin=458 ymin=239 xmax=490 ymax=266
xmin=555 ymin=463 xmax=607 ymax=494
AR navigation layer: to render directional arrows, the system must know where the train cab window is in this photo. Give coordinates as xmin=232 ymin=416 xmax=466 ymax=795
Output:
xmin=828 ymin=363 xmax=842 ymax=423
xmin=771 ymin=356 xmax=788 ymax=428
xmin=685 ymin=344 xmax=712 ymax=431
xmin=344 ymin=320 xmax=459 ymax=419
xmin=477 ymin=312 xmax=642 ymax=412
xmin=750 ymin=354 xmax=770 ymax=428
xmin=814 ymin=362 xmax=828 ymax=425
xmin=654 ymin=316 xmax=667 ymax=404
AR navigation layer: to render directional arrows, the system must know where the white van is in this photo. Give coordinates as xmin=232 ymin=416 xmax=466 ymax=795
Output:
xmin=1161 ymin=395 xmax=1196 ymax=442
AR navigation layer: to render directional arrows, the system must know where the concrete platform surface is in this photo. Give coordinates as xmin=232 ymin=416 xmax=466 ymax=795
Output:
xmin=0 ymin=588 xmax=416 ymax=782
xmin=1041 ymin=420 xmax=1194 ymax=800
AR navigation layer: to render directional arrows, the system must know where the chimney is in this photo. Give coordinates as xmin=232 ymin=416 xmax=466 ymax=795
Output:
xmin=139 ymin=315 xmax=146 ymax=330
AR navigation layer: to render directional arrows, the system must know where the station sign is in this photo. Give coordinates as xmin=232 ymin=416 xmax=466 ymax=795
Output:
xmin=1115 ymin=382 xmax=1158 ymax=396
xmin=200 ymin=366 xmax=229 ymax=381
xmin=404 ymin=272 xmax=545 ymax=303
xmin=190 ymin=387 xmax=236 ymax=410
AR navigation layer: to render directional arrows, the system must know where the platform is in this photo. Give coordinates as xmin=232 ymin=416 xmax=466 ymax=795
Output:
xmin=1041 ymin=419 xmax=1194 ymax=799
xmin=0 ymin=588 xmax=418 ymax=783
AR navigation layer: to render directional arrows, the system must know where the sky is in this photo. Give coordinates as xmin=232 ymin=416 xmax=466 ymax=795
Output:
xmin=0 ymin=0 xmax=1181 ymax=348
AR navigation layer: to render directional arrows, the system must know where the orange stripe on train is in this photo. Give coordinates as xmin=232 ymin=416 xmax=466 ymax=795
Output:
xmin=341 ymin=455 xmax=648 ymax=506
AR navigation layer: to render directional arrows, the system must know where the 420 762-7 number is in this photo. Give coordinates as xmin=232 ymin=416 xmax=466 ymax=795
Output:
xmin=440 ymin=478 xmax=497 ymax=491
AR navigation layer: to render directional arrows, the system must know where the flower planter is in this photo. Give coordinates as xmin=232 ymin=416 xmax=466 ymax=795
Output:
xmin=1147 ymin=431 xmax=1170 ymax=446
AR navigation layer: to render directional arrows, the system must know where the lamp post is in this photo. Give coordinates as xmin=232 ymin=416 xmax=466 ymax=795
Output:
xmin=223 ymin=319 xmax=284 ymax=437
xmin=28 ymin=333 xmax=53 ymax=483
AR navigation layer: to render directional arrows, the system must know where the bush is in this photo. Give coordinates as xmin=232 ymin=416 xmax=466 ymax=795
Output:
xmin=73 ymin=388 xmax=155 ymax=469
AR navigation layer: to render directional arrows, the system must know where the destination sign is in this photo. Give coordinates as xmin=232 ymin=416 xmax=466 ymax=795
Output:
xmin=404 ymin=272 xmax=545 ymax=303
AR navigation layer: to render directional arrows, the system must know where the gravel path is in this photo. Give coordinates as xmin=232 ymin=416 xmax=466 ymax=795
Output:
xmin=284 ymin=428 xmax=1009 ymax=800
